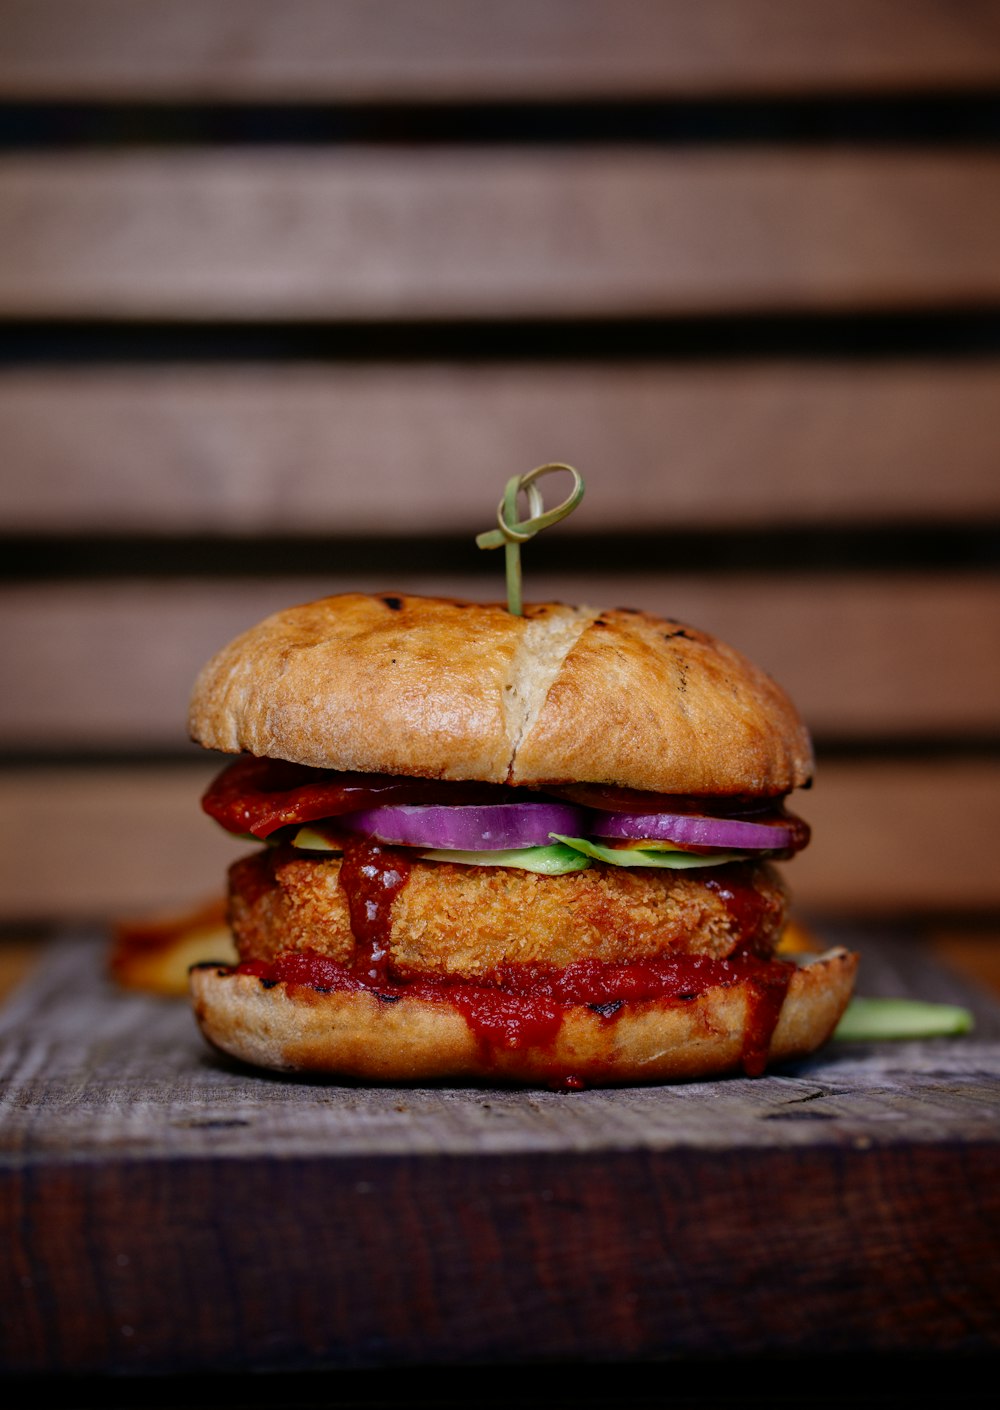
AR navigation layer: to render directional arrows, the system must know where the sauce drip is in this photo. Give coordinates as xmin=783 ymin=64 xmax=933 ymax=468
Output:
xmin=701 ymin=863 xmax=791 ymax=1071
xmin=703 ymin=864 xmax=774 ymax=951
xmin=739 ymin=962 xmax=793 ymax=1077
xmin=336 ymin=836 xmax=411 ymax=985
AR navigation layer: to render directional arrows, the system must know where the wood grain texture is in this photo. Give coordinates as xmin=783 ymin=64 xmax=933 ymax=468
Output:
xmin=2 ymin=575 xmax=998 ymax=749
xmin=0 ymin=758 xmax=997 ymax=919
xmin=0 ymin=934 xmax=998 ymax=1372
xmin=3 ymin=1 xmax=1000 ymax=100
xmin=4 ymin=361 xmax=1000 ymax=533
xmin=4 ymin=150 xmax=1000 ymax=319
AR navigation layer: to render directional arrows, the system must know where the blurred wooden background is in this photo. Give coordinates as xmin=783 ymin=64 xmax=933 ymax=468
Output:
xmin=1 ymin=1 xmax=999 ymax=953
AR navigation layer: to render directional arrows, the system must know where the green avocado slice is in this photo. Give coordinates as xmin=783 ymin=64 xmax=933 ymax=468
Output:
xmin=289 ymin=828 xmax=590 ymax=873
xmin=417 ymin=842 xmax=591 ymax=874
xmin=550 ymin=835 xmax=749 ymax=869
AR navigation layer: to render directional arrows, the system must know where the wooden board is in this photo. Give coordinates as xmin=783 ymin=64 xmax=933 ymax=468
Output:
xmin=1 ymin=929 xmax=998 ymax=1373
xmin=1 ymin=758 xmax=998 ymax=920
xmin=4 ymin=1 xmax=1000 ymax=101
xmin=4 ymin=361 xmax=1000 ymax=533
xmin=4 ymin=150 xmax=1000 ymax=319
xmin=3 ymin=575 xmax=998 ymax=749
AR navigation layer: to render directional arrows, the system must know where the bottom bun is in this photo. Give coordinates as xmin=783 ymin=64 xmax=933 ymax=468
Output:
xmin=190 ymin=948 xmax=858 ymax=1087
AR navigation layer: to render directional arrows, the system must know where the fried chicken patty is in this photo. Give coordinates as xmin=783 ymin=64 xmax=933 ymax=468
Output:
xmin=228 ymin=846 xmax=787 ymax=982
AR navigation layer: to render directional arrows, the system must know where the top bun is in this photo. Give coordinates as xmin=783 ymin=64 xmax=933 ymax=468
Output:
xmin=188 ymin=592 xmax=813 ymax=796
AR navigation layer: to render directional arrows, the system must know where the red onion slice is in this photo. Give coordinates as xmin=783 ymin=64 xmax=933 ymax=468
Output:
xmin=589 ymin=810 xmax=802 ymax=851
xmin=338 ymin=802 xmax=587 ymax=851
xmin=548 ymin=782 xmax=781 ymax=816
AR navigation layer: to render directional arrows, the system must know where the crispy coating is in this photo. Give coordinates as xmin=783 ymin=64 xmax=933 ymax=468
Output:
xmin=228 ymin=846 xmax=787 ymax=981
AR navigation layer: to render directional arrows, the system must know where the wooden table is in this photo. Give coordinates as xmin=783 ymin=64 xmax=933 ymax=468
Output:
xmin=1 ymin=926 xmax=998 ymax=1377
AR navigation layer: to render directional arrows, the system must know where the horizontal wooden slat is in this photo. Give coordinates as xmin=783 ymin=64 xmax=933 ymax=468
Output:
xmin=3 ymin=1 xmax=1000 ymax=101
xmin=4 ymin=361 xmax=1000 ymax=532
xmin=4 ymin=151 xmax=1000 ymax=319
xmin=2 ymin=576 xmax=998 ymax=749
xmin=1 ymin=758 xmax=996 ymax=918
xmin=794 ymin=760 xmax=1000 ymax=913
xmin=0 ymin=764 xmax=247 ymax=919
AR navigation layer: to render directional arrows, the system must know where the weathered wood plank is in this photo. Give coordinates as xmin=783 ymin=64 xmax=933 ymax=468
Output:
xmin=2 ymin=576 xmax=997 ymax=749
xmin=1 ymin=935 xmax=998 ymax=1372
xmin=4 ymin=151 xmax=1000 ymax=318
xmin=4 ymin=934 xmax=999 ymax=1159
xmin=3 ymin=0 xmax=1000 ymax=100
xmin=0 ymin=759 xmax=997 ymax=918
xmin=4 ymin=361 xmax=1000 ymax=532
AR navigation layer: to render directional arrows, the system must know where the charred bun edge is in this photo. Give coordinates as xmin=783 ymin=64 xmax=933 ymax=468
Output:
xmin=189 ymin=948 xmax=857 ymax=1087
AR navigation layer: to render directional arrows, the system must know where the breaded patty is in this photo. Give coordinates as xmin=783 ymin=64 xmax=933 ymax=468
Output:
xmin=228 ymin=846 xmax=787 ymax=981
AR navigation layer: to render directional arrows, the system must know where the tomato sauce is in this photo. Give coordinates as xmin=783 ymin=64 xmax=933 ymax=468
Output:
xmin=700 ymin=864 xmax=792 ymax=1073
xmin=234 ymin=946 xmax=795 ymax=1081
xmin=336 ymin=837 xmax=411 ymax=986
xmin=703 ymin=865 xmax=776 ymax=951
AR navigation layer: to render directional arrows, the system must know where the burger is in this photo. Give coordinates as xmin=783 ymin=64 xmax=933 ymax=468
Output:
xmin=187 ymin=591 xmax=856 ymax=1087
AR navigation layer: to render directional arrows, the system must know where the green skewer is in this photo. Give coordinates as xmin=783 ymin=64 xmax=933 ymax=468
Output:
xmin=476 ymin=463 xmax=585 ymax=615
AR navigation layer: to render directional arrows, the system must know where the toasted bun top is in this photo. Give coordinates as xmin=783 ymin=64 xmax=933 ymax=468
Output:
xmin=188 ymin=592 xmax=813 ymax=796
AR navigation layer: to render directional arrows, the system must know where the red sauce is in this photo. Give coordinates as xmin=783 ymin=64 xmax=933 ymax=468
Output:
xmin=703 ymin=863 xmax=774 ymax=950
xmin=233 ymin=948 xmax=795 ymax=1080
xmin=701 ymin=864 xmax=792 ymax=1074
xmin=739 ymin=962 xmax=794 ymax=1078
xmin=336 ymin=836 xmax=411 ymax=986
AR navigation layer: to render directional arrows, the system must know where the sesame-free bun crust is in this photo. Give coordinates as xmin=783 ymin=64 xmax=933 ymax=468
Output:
xmin=190 ymin=948 xmax=857 ymax=1085
xmin=189 ymin=593 xmax=812 ymax=796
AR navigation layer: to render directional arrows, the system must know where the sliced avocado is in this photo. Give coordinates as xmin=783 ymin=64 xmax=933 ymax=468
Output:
xmin=289 ymin=829 xmax=587 ymax=872
xmin=417 ymin=842 xmax=591 ymax=874
xmin=551 ymin=835 xmax=748 ymax=869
